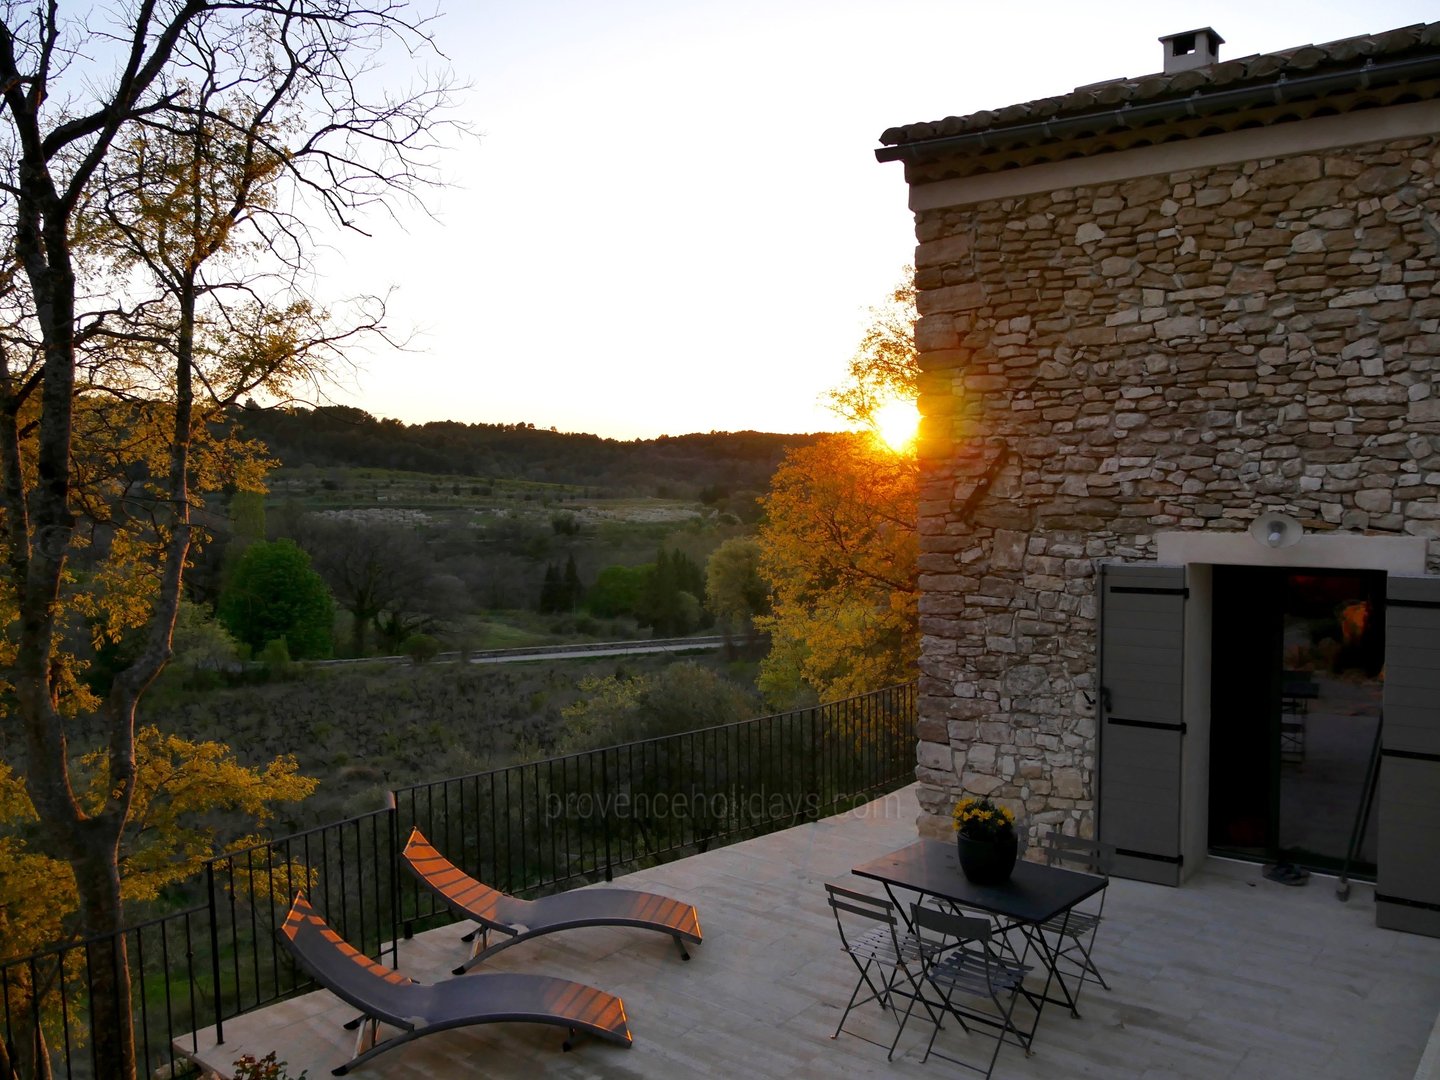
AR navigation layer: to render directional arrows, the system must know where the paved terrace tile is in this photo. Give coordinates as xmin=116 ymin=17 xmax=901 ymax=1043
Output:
xmin=180 ymin=785 xmax=1440 ymax=1079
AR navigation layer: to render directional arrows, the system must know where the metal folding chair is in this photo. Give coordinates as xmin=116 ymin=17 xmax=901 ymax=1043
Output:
xmin=1032 ymin=829 xmax=1114 ymax=999
xmin=899 ymin=903 xmax=1031 ymax=1079
xmin=823 ymin=882 xmax=936 ymax=1059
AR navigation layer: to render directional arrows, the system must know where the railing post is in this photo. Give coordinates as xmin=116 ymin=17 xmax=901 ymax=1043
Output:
xmin=205 ymin=862 xmax=225 ymax=1047
xmin=601 ymin=746 xmax=613 ymax=882
xmin=811 ymin=705 xmax=821 ymax=817
xmin=386 ymin=792 xmax=406 ymax=966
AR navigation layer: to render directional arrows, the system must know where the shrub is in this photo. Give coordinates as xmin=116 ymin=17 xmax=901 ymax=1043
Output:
xmin=559 ymin=661 xmax=759 ymax=750
xmin=260 ymin=638 xmax=293 ymax=680
xmin=233 ymin=1052 xmax=308 ymax=1080
xmin=403 ymin=633 xmax=440 ymax=665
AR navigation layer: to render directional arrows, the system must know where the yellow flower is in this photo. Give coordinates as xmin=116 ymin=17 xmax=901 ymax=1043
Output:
xmin=951 ymin=796 xmax=1016 ymax=840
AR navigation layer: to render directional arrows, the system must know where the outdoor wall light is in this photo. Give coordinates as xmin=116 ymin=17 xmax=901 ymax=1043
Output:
xmin=1249 ymin=512 xmax=1303 ymax=549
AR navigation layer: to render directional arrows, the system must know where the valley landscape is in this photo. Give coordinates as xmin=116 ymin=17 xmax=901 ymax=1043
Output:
xmin=135 ymin=408 xmax=817 ymax=831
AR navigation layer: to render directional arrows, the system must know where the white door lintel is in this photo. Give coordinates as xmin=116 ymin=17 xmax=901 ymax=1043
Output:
xmin=1154 ymin=531 xmax=1425 ymax=572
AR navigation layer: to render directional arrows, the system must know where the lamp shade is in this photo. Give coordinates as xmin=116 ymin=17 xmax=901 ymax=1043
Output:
xmin=1248 ymin=512 xmax=1303 ymax=549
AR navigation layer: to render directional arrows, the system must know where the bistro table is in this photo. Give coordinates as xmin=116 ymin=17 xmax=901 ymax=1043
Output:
xmin=851 ymin=839 xmax=1107 ymax=1052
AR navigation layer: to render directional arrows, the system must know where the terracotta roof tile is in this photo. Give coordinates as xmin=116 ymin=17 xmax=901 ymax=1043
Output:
xmin=879 ymin=21 xmax=1440 ymax=148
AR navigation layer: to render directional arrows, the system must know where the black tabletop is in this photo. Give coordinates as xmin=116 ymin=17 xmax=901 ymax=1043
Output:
xmin=852 ymin=840 xmax=1106 ymax=925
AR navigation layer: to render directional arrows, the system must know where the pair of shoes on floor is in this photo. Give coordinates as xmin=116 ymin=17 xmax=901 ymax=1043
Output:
xmin=1262 ymin=862 xmax=1310 ymax=887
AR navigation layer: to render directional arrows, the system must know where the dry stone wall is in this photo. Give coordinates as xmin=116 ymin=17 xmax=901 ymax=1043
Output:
xmin=911 ymin=133 xmax=1440 ymax=841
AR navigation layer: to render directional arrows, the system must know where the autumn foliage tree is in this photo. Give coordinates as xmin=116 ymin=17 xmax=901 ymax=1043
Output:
xmin=0 ymin=4 xmax=456 ymax=1076
xmin=0 ymin=730 xmax=315 ymax=958
xmin=0 ymin=730 xmax=315 ymax=1077
xmin=756 ymin=433 xmax=919 ymax=704
xmin=824 ymin=275 xmax=919 ymax=427
xmin=756 ymin=274 xmax=919 ymax=705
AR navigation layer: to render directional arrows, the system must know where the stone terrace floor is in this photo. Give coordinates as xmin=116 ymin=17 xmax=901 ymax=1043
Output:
xmin=182 ymin=785 xmax=1440 ymax=1079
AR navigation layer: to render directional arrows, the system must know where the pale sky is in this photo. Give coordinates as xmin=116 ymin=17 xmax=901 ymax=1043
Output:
xmin=316 ymin=0 xmax=1438 ymax=440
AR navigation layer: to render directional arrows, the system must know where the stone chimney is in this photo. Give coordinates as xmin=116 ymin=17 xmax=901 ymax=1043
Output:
xmin=1159 ymin=28 xmax=1224 ymax=74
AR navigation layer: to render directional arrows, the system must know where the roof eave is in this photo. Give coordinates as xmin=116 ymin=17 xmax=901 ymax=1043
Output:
xmin=876 ymin=51 xmax=1440 ymax=167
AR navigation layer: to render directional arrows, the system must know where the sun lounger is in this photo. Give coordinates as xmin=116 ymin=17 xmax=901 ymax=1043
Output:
xmin=401 ymin=826 xmax=702 ymax=974
xmin=277 ymin=893 xmax=632 ymax=1075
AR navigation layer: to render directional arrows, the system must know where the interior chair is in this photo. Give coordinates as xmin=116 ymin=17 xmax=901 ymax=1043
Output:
xmin=1280 ymin=693 xmax=1308 ymax=762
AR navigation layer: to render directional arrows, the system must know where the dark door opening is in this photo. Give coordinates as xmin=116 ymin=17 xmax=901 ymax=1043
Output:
xmin=1209 ymin=566 xmax=1384 ymax=875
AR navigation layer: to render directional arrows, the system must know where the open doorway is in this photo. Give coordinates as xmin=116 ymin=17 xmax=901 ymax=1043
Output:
xmin=1208 ymin=566 xmax=1384 ymax=875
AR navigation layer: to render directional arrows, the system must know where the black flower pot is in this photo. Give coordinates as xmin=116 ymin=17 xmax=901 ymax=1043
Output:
xmin=957 ymin=832 xmax=1018 ymax=885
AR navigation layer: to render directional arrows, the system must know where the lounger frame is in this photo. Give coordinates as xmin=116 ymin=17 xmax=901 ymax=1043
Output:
xmin=277 ymin=893 xmax=632 ymax=1075
xmin=401 ymin=827 xmax=702 ymax=974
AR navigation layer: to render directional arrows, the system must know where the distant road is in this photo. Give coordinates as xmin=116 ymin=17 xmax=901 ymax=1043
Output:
xmin=314 ymin=636 xmax=727 ymax=668
xmin=468 ymin=636 xmax=726 ymax=664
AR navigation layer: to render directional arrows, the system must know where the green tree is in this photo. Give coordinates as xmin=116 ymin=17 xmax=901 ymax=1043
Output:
xmin=258 ymin=638 xmax=293 ymax=680
xmin=541 ymin=556 xmax=584 ymax=614
xmin=218 ymin=540 xmax=335 ymax=660
xmin=638 ymin=549 xmax=705 ymax=636
xmin=587 ymin=564 xmax=651 ymax=619
xmin=674 ymin=549 xmax=706 ymax=599
xmin=229 ymin=491 xmax=268 ymax=549
xmin=169 ymin=599 xmax=243 ymax=687
xmin=539 ymin=563 xmax=563 ymax=613
xmin=640 ymin=550 xmax=681 ymax=633
xmin=562 ymin=555 xmax=584 ymax=611
xmin=705 ymin=538 xmax=769 ymax=655
xmin=403 ymin=633 xmax=440 ymax=665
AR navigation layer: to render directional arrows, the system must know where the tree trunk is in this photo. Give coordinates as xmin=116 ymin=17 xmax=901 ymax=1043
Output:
xmin=720 ymin=621 xmax=736 ymax=661
xmin=70 ymin=838 xmax=134 ymax=1080
xmin=351 ymin=609 xmax=368 ymax=657
xmin=0 ymin=1000 xmax=54 ymax=1080
xmin=8 ymin=166 xmax=138 ymax=1079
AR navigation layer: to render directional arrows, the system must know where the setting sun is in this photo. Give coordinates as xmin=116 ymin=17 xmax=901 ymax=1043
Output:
xmin=872 ymin=399 xmax=920 ymax=452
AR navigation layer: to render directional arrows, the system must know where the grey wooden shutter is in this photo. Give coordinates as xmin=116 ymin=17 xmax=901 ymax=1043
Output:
xmin=1098 ymin=564 xmax=1186 ymax=885
xmin=1377 ymin=575 xmax=1440 ymax=937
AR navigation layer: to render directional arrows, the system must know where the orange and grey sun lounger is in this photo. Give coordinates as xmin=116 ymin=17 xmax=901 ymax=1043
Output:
xmin=278 ymin=893 xmax=632 ymax=1075
xmin=402 ymin=826 xmax=703 ymax=975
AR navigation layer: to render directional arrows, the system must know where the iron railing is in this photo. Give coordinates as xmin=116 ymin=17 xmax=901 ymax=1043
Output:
xmin=0 ymin=682 xmax=915 ymax=1078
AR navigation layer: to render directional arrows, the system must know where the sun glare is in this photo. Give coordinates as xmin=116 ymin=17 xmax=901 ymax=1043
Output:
xmin=872 ymin=399 xmax=920 ymax=452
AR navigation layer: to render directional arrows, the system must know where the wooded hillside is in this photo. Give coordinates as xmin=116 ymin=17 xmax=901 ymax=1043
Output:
xmin=234 ymin=405 xmax=825 ymax=497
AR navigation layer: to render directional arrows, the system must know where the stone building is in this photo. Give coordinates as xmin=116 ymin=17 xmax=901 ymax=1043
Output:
xmin=877 ymin=23 xmax=1440 ymax=935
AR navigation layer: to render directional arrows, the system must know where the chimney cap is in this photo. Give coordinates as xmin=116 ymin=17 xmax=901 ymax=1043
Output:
xmin=1160 ymin=27 xmax=1224 ymax=74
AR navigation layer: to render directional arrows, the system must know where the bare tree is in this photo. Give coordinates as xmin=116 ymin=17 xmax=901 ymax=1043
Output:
xmin=297 ymin=516 xmax=441 ymax=655
xmin=0 ymin=4 xmax=459 ymax=1075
